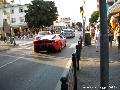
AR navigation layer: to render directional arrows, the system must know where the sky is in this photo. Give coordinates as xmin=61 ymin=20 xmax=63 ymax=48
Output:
xmin=7 ymin=0 xmax=97 ymax=23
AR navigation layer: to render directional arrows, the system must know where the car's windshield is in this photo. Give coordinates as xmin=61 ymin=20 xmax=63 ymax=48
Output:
xmin=62 ymin=30 xmax=73 ymax=32
xmin=38 ymin=31 xmax=47 ymax=35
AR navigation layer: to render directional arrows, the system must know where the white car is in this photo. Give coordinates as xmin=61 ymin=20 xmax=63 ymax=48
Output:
xmin=61 ymin=29 xmax=75 ymax=38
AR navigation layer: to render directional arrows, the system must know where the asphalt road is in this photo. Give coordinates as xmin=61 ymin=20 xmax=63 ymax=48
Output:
xmin=0 ymin=30 xmax=81 ymax=90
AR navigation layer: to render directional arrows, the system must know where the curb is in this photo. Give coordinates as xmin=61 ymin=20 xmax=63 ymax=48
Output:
xmin=55 ymin=58 xmax=72 ymax=90
xmin=80 ymin=57 xmax=120 ymax=63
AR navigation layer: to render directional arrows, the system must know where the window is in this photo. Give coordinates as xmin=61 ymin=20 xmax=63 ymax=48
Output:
xmin=11 ymin=18 xmax=16 ymax=23
xmin=55 ymin=35 xmax=60 ymax=39
xmin=19 ymin=7 xmax=23 ymax=13
xmin=19 ymin=17 xmax=24 ymax=22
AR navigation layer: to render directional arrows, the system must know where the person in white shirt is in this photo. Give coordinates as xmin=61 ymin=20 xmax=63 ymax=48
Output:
xmin=90 ymin=26 xmax=95 ymax=39
xmin=94 ymin=25 xmax=100 ymax=52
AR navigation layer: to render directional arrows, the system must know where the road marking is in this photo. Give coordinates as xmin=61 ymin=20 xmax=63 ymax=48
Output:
xmin=0 ymin=53 xmax=22 ymax=58
xmin=18 ymin=41 xmax=33 ymax=46
xmin=17 ymin=46 xmax=32 ymax=50
xmin=55 ymin=58 xmax=71 ymax=90
xmin=69 ymin=43 xmax=77 ymax=48
xmin=0 ymin=57 xmax=23 ymax=69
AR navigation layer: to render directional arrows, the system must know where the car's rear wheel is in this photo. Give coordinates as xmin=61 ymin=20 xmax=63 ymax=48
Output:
xmin=34 ymin=46 xmax=39 ymax=53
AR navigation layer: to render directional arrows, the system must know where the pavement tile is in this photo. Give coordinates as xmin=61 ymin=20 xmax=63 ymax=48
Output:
xmin=77 ymin=42 xmax=120 ymax=90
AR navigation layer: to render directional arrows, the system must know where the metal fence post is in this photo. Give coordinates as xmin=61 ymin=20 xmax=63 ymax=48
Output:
xmin=76 ymin=45 xmax=80 ymax=70
xmin=72 ymin=53 xmax=77 ymax=90
xmin=78 ymin=40 xmax=82 ymax=57
xmin=60 ymin=77 xmax=68 ymax=90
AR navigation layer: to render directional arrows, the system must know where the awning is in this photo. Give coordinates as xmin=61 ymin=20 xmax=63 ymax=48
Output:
xmin=108 ymin=0 xmax=120 ymax=16
xmin=11 ymin=23 xmax=27 ymax=27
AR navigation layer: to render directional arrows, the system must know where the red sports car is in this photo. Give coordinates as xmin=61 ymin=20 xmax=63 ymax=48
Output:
xmin=33 ymin=34 xmax=66 ymax=52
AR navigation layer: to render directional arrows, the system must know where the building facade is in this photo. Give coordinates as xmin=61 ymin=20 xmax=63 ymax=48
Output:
xmin=53 ymin=17 xmax=73 ymax=29
xmin=0 ymin=4 xmax=28 ymax=36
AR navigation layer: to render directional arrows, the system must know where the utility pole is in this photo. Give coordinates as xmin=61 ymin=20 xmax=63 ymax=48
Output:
xmin=80 ymin=0 xmax=86 ymax=46
xmin=99 ymin=0 xmax=109 ymax=90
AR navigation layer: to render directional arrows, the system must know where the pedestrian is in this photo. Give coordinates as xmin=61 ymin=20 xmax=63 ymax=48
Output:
xmin=114 ymin=27 xmax=117 ymax=44
xmin=94 ymin=25 xmax=100 ymax=52
xmin=90 ymin=26 xmax=95 ymax=39
xmin=108 ymin=26 xmax=114 ymax=48
xmin=4 ymin=33 xmax=7 ymax=43
xmin=115 ymin=23 xmax=120 ymax=51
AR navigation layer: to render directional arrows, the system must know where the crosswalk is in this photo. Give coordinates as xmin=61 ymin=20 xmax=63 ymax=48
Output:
xmin=17 ymin=42 xmax=78 ymax=50
xmin=69 ymin=43 xmax=78 ymax=48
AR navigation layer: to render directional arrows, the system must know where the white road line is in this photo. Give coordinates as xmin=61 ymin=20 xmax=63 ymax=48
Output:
xmin=17 ymin=46 xmax=32 ymax=49
xmin=19 ymin=41 xmax=33 ymax=46
xmin=69 ymin=43 xmax=77 ymax=48
xmin=0 ymin=57 xmax=23 ymax=69
xmin=55 ymin=59 xmax=72 ymax=90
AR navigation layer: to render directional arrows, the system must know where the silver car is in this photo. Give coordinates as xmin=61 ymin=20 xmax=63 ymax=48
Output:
xmin=61 ymin=29 xmax=75 ymax=38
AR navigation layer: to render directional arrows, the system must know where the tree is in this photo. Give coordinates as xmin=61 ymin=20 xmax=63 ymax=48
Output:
xmin=25 ymin=0 xmax=58 ymax=31
xmin=76 ymin=22 xmax=82 ymax=28
xmin=89 ymin=11 xmax=99 ymax=23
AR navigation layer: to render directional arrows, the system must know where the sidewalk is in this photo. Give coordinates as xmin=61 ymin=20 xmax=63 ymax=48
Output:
xmin=0 ymin=38 xmax=33 ymax=51
xmin=77 ymin=42 xmax=120 ymax=90
xmin=0 ymin=41 xmax=12 ymax=51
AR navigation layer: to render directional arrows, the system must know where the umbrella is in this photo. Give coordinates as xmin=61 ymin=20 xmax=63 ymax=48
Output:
xmin=108 ymin=0 xmax=120 ymax=16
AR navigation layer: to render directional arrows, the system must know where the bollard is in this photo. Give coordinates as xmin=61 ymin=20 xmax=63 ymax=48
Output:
xmin=72 ymin=53 xmax=77 ymax=90
xmin=60 ymin=77 xmax=68 ymax=90
xmin=78 ymin=40 xmax=82 ymax=58
xmin=78 ymin=41 xmax=81 ymax=59
xmin=76 ymin=45 xmax=80 ymax=70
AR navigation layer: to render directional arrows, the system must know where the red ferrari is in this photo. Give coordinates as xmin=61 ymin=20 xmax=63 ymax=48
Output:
xmin=33 ymin=34 xmax=66 ymax=52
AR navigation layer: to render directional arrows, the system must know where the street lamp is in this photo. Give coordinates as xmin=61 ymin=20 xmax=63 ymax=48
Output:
xmin=2 ymin=0 xmax=7 ymax=42
xmin=9 ymin=0 xmax=16 ymax=45
xmin=2 ymin=0 xmax=16 ymax=45
xmin=9 ymin=0 xmax=14 ymax=36
xmin=80 ymin=0 xmax=86 ymax=46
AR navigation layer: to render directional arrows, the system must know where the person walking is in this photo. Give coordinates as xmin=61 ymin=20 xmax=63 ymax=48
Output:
xmin=94 ymin=25 xmax=100 ymax=52
xmin=90 ymin=26 xmax=95 ymax=39
xmin=108 ymin=26 xmax=114 ymax=48
xmin=115 ymin=23 xmax=120 ymax=51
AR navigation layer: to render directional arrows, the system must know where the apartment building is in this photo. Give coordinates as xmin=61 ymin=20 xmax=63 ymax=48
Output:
xmin=0 ymin=4 xmax=28 ymax=35
xmin=53 ymin=17 xmax=73 ymax=29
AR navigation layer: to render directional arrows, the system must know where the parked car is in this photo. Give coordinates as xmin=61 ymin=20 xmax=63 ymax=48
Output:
xmin=34 ymin=31 xmax=51 ymax=40
xmin=33 ymin=34 xmax=66 ymax=52
xmin=61 ymin=29 xmax=75 ymax=38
